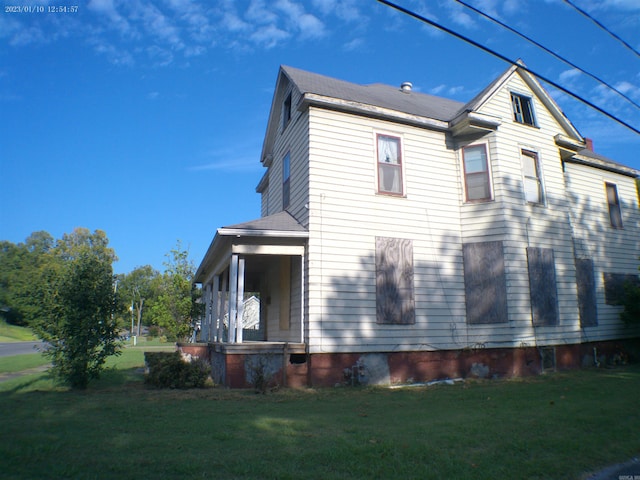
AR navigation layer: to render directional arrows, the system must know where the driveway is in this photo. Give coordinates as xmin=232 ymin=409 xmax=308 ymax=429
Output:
xmin=0 ymin=342 xmax=46 ymax=358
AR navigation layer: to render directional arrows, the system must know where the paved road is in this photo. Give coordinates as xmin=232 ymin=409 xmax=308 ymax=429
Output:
xmin=0 ymin=342 xmax=45 ymax=357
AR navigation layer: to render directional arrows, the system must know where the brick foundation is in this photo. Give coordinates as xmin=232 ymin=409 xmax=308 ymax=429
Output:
xmin=178 ymin=339 xmax=639 ymax=389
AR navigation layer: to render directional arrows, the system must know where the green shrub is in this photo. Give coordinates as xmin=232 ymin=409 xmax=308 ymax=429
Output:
xmin=144 ymin=351 xmax=210 ymax=389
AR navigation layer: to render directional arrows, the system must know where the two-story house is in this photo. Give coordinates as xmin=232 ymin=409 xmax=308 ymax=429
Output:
xmin=192 ymin=63 xmax=640 ymax=388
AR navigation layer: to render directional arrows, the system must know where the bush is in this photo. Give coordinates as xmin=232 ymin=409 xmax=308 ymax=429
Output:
xmin=144 ymin=351 xmax=210 ymax=389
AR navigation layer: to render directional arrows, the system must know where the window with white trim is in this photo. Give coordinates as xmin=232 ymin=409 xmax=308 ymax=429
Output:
xmin=282 ymin=153 xmax=290 ymax=209
xmin=376 ymin=134 xmax=403 ymax=195
xmin=521 ymin=149 xmax=543 ymax=204
xmin=605 ymin=182 xmax=623 ymax=229
xmin=462 ymin=144 xmax=492 ymax=202
xmin=511 ymin=92 xmax=536 ymax=126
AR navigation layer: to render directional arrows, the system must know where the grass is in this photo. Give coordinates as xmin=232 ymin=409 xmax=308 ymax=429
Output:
xmin=0 ymin=353 xmax=49 ymax=374
xmin=0 ymin=320 xmax=36 ymax=342
xmin=1 ymin=357 xmax=639 ymax=480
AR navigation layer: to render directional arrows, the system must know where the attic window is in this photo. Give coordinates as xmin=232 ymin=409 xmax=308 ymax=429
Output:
xmin=282 ymin=92 xmax=292 ymax=130
xmin=511 ymin=93 xmax=536 ymax=126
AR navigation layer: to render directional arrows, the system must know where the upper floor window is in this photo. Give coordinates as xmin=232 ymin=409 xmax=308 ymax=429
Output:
xmin=605 ymin=182 xmax=623 ymax=229
xmin=377 ymin=134 xmax=403 ymax=195
xmin=462 ymin=144 xmax=491 ymax=202
xmin=521 ymin=150 xmax=543 ymax=204
xmin=282 ymin=92 xmax=292 ymax=130
xmin=511 ymin=92 xmax=536 ymax=126
xmin=282 ymin=153 xmax=291 ymax=210
xmin=282 ymin=153 xmax=290 ymax=209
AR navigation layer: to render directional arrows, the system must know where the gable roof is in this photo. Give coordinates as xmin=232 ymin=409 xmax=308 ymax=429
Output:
xmin=462 ymin=61 xmax=583 ymax=141
xmin=281 ymin=65 xmax=465 ymax=122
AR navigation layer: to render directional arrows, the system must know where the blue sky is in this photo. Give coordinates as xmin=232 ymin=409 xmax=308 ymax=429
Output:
xmin=1 ymin=0 xmax=639 ymax=275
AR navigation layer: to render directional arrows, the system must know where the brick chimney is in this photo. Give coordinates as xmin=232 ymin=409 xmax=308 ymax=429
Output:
xmin=585 ymin=138 xmax=594 ymax=151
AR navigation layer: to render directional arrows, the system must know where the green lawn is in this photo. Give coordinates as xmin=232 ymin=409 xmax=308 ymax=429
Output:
xmin=0 ymin=320 xmax=36 ymax=342
xmin=1 ymin=356 xmax=638 ymax=480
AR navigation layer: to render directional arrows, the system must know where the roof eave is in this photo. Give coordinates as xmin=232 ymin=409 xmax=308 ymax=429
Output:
xmin=218 ymin=228 xmax=309 ymax=238
xmin=565 ymin=155 xmax=639 ymax=178
xmin=302 ymin=93 xmax=450 ymax=131
xmin=450 ymin=111 xmax=502 ymax=137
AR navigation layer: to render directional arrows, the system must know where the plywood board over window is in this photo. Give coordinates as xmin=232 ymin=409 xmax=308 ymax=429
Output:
xmin=603 ymin=272 xmax=639 ymax=306
xmin=575 ymin=258 xmax=597 ymax=327
xmin=527 ymin=247 xmax=559 ymax=326
xmin=463 ymin=241 xmax=508 ymax=324
xmin=375 ymin=237 xmax=415 ymax=324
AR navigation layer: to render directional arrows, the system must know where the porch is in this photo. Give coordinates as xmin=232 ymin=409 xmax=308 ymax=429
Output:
xmin=193 ymin=212 xmax=309 ymax=388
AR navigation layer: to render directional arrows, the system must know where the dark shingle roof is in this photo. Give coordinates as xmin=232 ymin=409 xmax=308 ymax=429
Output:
xmin=222 ymin=211 xmax=307 ymax=233
xmin=281 ymin=65 xmax=464 ymax=122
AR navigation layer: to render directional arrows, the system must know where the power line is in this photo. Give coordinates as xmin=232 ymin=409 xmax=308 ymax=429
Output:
xmin=564 ymin=0 xmax=640 ymax=58
xmin=376 ymin=0 xmax=640 ymax=136
xmin=455 ymin=0 xmax=640 ymax=111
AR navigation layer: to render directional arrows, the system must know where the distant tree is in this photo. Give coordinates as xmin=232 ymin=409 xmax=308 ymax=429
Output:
xmin=118 ymin=265 xmax=160 ymax=337
xmin=0 ymin=231 xmax=54 ymax=325
xmin=148 ymin=241 xmax=201 ymax=341
xmin=33 ymin=228 xmax=121 ymax=389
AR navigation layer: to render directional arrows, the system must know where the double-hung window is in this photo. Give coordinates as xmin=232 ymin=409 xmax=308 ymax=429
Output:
xmin=521 ymin=150 xmax=543 ymax=204
xmin=282 ymin=153 xmax=290 ymax=209
xmin=605 ymin=182 xmax=623 ymax=229
xmin=282 ymin=92 xmax=292 ymax=130
xmin=377 ymin=134 xmax=403 ymax=195
xmin=462 ymin=144 xmax=491 ymax=202
xmin=511 ymin=93 xmax=536 ymax=126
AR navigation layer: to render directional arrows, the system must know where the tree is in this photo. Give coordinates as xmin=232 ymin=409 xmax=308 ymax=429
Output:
xmin=0 ymin=231 xmax=54 ymax=325
xmin=148 ymin=242 xmax=201 ymax=341
xmin=118 ymin=265 xmax=160 ymax=337
xmin=33 ymin=228 xmax=121 ymax=389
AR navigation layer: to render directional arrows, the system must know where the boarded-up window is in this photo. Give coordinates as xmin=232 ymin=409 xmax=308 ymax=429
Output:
xmin=527 ymin=247 xmax=558 ymax=326
xmin=604 ymin=272 xmax=640 ymax=305
xmin=576 ymin=258 xmax=597 ymax=327
xmin=375 ymin=237 xmax=415 ymax=324
xmin=463 ymin=241 xmax=508 ymax=324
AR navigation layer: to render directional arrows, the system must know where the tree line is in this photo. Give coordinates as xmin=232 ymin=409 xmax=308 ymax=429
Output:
xmin=0 ymin=228 xmax=201 ymax=388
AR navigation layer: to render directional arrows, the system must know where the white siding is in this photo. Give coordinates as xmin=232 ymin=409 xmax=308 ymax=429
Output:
xmin=306 ymin=107 xmax=468 ymax=353
xmin=564 ymin=162 xmax=640 ymax=340
xmin=262 ymin=85 xmax=310 ymax=226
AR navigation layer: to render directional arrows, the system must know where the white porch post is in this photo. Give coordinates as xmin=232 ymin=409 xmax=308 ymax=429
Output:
xmin=218 ymin=272 xmax=227 ymax=342
xmin=236 ymin=257 xmax=245 ymax=343
xmin=210 ymin=275 xmax=220 ymax=342
xmin=202 ymin=284 xmax=210 ymax=342
xmin=300 ymin=254 xmax=305 ymax=344
xmin=228 ymin=255 xmax=239 ymax=343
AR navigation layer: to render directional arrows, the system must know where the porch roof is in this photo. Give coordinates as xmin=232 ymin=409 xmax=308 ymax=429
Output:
xmin=194 ymin=211 xmax=308 ymax=284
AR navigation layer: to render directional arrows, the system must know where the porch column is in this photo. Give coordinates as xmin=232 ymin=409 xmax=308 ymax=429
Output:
xmin=202 ymin=284 xmax=211 ymax=341
xmin=210 ymin=275 xmax=220 ymax=342
xmin=228 ymin=255 xmax=239 ymax=343
xmin=300 ymin=254 xmax=305 ymax=344
xmin=236 ymin=257 xmax=245 ymax=343
xmin=218 ymin=272 xmax=227 ymax=342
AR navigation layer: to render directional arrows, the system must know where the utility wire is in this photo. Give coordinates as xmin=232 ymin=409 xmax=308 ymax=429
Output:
xmin=376 ymin=0 xmax=640 ymax=136
xmin=564 ymin=0 xmax=640 ymax=58
xmin=455 ymin=0 xmax=640 ymax=111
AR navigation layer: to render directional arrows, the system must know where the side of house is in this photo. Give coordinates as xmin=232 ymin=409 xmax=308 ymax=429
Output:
xmin=193 ymin=64 xmax=639 ymax=388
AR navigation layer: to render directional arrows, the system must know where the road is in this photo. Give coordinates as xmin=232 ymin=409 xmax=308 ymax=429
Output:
xmin=0 ymin=342 xmax=45 ymax=357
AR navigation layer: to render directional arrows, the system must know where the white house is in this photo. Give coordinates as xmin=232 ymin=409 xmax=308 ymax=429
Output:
xmin=192 ymin=63 xmax=640 ymax=388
